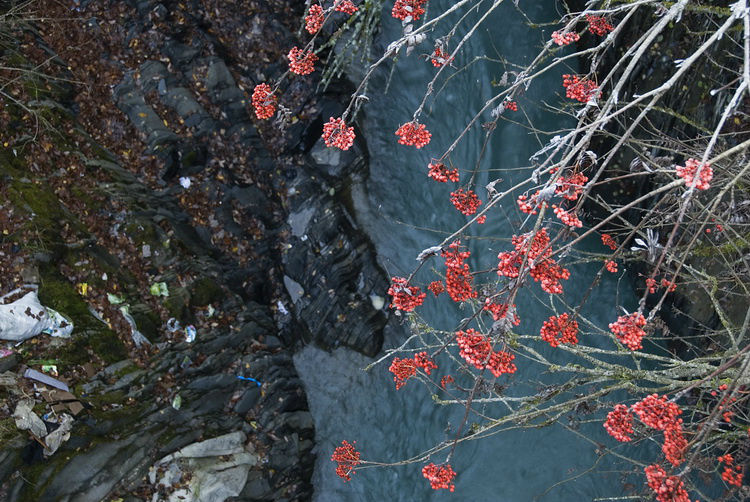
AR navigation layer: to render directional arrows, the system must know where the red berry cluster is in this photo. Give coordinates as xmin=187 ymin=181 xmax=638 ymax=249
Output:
xmin=305 ymin=4 xmax=324 ymax=34
xmin=428 ymin=280 xmax=445 ymax=296
xmin=551 ymin=30 xmax=580 ymax=46
xmin=556 ymin=172 xmax=588 ymax=200
xmin=389 ymin=352 xmax=437 ymax=389
xmin=388 ymin=276 xmax=426 ymax=312
xmin=646 ymin=277 xmax=657 ymax=294
xmin=251 ymin=83 xmax=277 ymax=120
xmin=428 ymin=161 xmax=459 ymax=182
xmin=660 ymin=278 xmax=677 ymax=292
xmin=601 ymin=233 xmax=617 ymax=250
xmin=718 ymin=454 xmax=744 ymax=487
xmin=288 ymin=47 xmax=319 ymax=75
xmin=331 ymin=440 xmax=361 ymax=481
xmin=497 ymin=229 xmax=570 ymax=294
xmin=389 ymin=356 xmax=417 ymax=389
xmin=322 ymin=117 xmax=356 ymax=150
xmin=644 ymin=465 xmax=690 ymax=502
xmin=450 ymin=188 xmax=482 ymax=216
xmin=504 ymin=100 xmax=518 ymax=111
xmin=632 ymin=394 xmax=682 ymax=432
xmin=430 ymin=47 xmax=453 ymax=67
xmin=609 ymin=312 xmax=647 ymax=350
xmin=395 ymin=121 xmax=432 ymax=148
xmin=552 ymin=205 xmax=583 ymax=227
xmin=562 ymin=74 xmax=599 ymax=102
xmin=586 ymin=15 xmax=614 ymax=36
xmin=662 ymin=425 xmax=687 ymax=466
xmin=422 ymin=463 xmax=456 ymax=491
xmin=676 ymin=158 xmax=712 ymax=190
xmin=605 ymin=260 xmax=617 ymax=273
xmin=392 ymin=0 xmax=428 ymax=21
xmin=483 ymin=300 xmax=521 ymax=325
xmin=455 ymin=329 xmax=516 ymax=377
xmin=440 ymin=374 xmax=454 ymax=389
xmin=442 ymin=240 xmax=477 ymax=302
xmin=604 ymin=404 xmax=634 ymax=442
xmin=517 ymin=192 xmax=544 ymax=214
xmin=335 ymin=0 xmax=358 ymax=14
xmin=540 ymin=313 xmax=578 ymax=347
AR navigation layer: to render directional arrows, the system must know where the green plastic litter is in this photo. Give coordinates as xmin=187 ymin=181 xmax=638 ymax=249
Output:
xmin=149 ymin=282 xmax=169 ymax=297
xmin=107 ymin=293 xmax=125 ymax=305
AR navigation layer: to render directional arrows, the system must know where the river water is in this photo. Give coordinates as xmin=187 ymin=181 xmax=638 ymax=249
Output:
xmin=294 ymin=1 xmax=641 ymax=500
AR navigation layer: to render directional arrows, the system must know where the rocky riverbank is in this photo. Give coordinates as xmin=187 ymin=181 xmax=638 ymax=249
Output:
xmin=0 ymin=0 xmax=387 ymax=499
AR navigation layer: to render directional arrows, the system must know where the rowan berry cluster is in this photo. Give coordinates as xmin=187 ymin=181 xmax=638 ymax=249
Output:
xmin=305 ymin=4 xmax=324 ymax=34
xmin=455 ymin=329 xmax=516 ymax=377
xmin=540 ymin=313 xmax=578 ymax=347
xmin=556 ymin=172 xmax=588 ymax=200
xmin=387 ymin=276 xmax=426 ymax=311
xmin=389 ymin=352 xmax=437 ymax=389
xmin=601 ymin=233 xmax=617 ymax=250
xmin=442 ymin=240 xmax=477 ymax=301
xmin=428 ymin=161 xmax=459 ymax=182
xmin=662 ymin=425 xmax=687 ymax=466
xmin=483 ymin=300 xmax=521 ymax=325
xmin=661 ymin=278 xmax=677 ymax=292
xmin=288 ymin=47 xmax=319 ymax=75
xmin=632 ymin=394 xmax=682 ymax=432
xmin=586 ymin=15 xmax=614 ymax=36
xmin=440 ymin=375 xmax=454 ymax=389
xmin=562 ymin=74 xmax=599 ymax=102
xmin=322 ymin=117 xmax=356 ymax=150
xmin=604 ymin=404 xmax=634 ymax=442
xmin=551 ymin=30 xmax=580 ymax=46
xmin=450 ymin=188 xmax=482 ymax=216
xmin=335 ymin=0 xmax=358 ymax=14
xmin=552 ymin=205 xmax=583 ymax=227
xmin=422 ymin=463 xmax=456 ymax=491
xmin=497 ymin=229 xmax=570 ymax=294
xmin=644 ymin=465 xmax=690 ymax=502
xmin=428 ymin=280 xmax=445 ymax=296
xmin=392 ymin=0 xmax=428 ymax=21
xmin=605 ymin=260 xmax=617 ymax=273
xmin=331 ymin=440 xmax=361 ymax=481
xmin=430 ymin=47 xmax=453 ymax=67
xmin=718 ymin=454 xmax=744 ymax=487
xmin=251 ymin=83 xmax=277 ymax=120
xmin=646 ymin=277 xmax=657 ymax=294
xmin=395 ymin=121 xmax=431 ymax=148
xmin=609 ymin=312 xmax=647 ymax=350
xmin=676 ymin=158 xmax=712 ymax=190
xmin=504 ymin=100 xmax=518 ymax=111
xmin=517 ymin=192 xmax=544 ymax=214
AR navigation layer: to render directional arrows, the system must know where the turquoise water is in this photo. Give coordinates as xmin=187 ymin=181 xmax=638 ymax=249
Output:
xmin=294 ymin=1 xmax=641 ymax=500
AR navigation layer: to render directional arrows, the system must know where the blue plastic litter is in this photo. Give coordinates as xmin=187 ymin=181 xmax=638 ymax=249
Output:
xmin=236 ymin=375 xmax=261 ymax=386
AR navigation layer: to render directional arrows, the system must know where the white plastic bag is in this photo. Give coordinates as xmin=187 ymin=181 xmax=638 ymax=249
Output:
xmin=0 ymin=290 xmax=73 ymax=341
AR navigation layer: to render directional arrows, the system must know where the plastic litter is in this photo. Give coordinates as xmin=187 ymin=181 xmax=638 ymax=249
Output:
xmin=149 ymin=282 xmax=169 ymax=297
xmin=76 ymin=282 xmax=88 ymax=296
xmin=166 ymin=318 xmax=181 ymax=332
xmin=179 ymin=176 xmax=191 ymax=189
xmin=13 ymin=399 xmax=47 ymax=438
xmin=0 ymin=348 xmax=13 ymax=358
xmin=107 ymin=293 xmax=125 ymax=305
xmin=43 ymin=413 xmax=73 ymax=456
xmin=172 ymin=394 xmax=182 ymax=410
xmin=236 ymin=375 xmax=261 ymax=387
xmin=0 ymin=290 xmax=73 ymax=341
xmin=185 ymin=325 xmax=196 ymax=343
xmin=276 ymin=300 xmax=289 ymax=316
xmin=120 ymin=306 xmax=151 ymax=347
xmin=206 ymin=305 xmax=215 ymax=318
xmin=41 ymin=365 xmax=58 ymax=376
xmin=24 ymin=368 xmax=70 ymax=391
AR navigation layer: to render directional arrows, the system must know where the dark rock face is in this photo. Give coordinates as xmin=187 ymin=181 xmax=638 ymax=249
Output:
xmin=0 ymin=0 xmax=389 ymax=499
